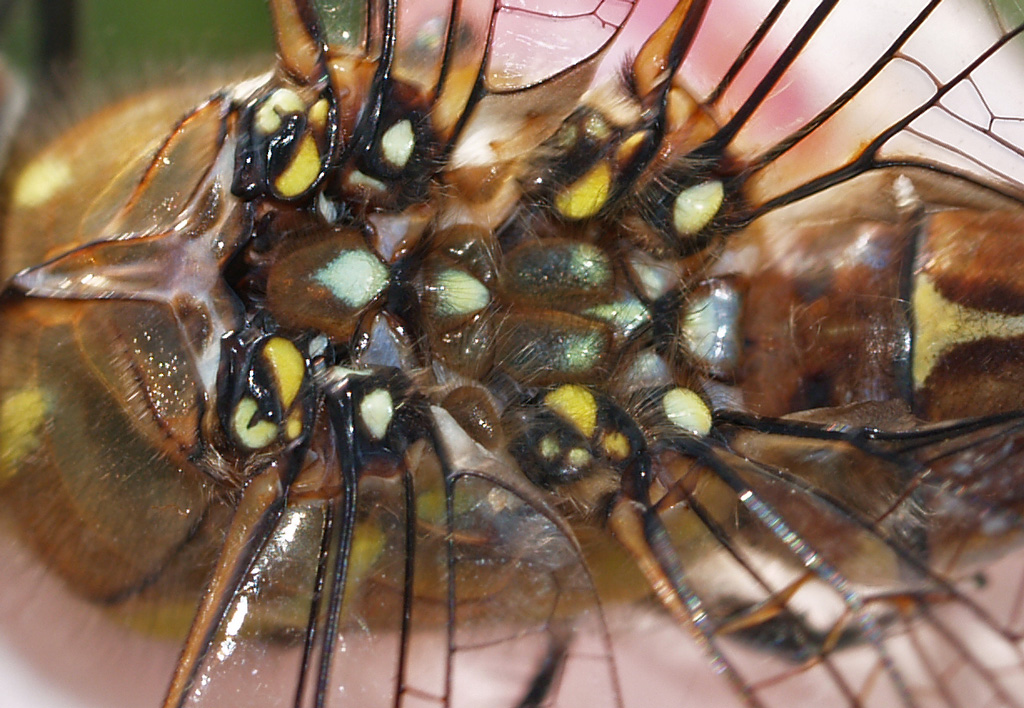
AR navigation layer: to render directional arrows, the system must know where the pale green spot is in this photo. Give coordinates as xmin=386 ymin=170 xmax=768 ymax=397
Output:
xmin=539 ymin=434 xmax=561 ymax=461
xmin=314 ymin=249 xmax=389 ymax=309
xmin=566 ymin=447 xmax=592 ymax=467
xmin=568 ymin=243 xmax=612 ymax=287
xmin=583 ymin=113 xmax=611 ymax=141
xmin=585 ymin=295 xmax=650 ymax=339
xmin=416 ymin=486 xmax=448 ymax=526
xmin=557 ymin=331 xmax=605 ymax=373
xmin=432 ymin=268 xmax=490 ymax=317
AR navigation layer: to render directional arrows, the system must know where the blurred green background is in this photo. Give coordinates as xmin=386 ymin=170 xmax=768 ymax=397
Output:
xmin=4 ymin=0 xmax=273 ymax=80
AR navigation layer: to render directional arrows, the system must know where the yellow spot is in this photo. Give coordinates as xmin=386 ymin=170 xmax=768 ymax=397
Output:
xmin=285 ymin=410 xmax=304 ymax=440
xmin=662 ymin=387 xmax=712 ymax=436
xmin=308 ymin=98 xmax=330 ymax=130
xmin=602 ymin=431 xmax=630 ymax=461
xmin=673 ymin=180 xmax=724 ymax=236
xmin=555 ymin=162 xmax=611 ymax=220
xmin=232 ymin=397 xmax=279 ymax=449
xmin=343 ymin=520 xmax=387 ymax=607
xmin=567 ymin=447 xmax=592 ymax=467
xmin=350 ymin=520 xmax=386 ymax=571
xmin=539 ymin=434 xmax=561 ymax=461
xmin=273 ymin=133 xmax=322 ymax=198
xmin=416 ymin=487 xmax=447 ymax=525
xmin=913 ymin=275 xmax=1024 ymax=388
xmin=255 ymin=88 xmax=305 ymax=135
xmin=1 ymin=388 xmax=47 ymax=478
xmin=13 ymin=156 xmax=72 ymax=208
xmin=616 ymin=131 xmax=648 ymax=165
xmin=544 ymin=385 xmax=598 ymax=438
xmin=262 ymin=337 xmax=306 ymax=409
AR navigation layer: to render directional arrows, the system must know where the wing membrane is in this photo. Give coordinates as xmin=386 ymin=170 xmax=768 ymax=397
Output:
xmin=633 ymin=406 xmax=1024 ymax=707
xmin=177 ymin=402 xmax=622 ymax=708
xmin=665 ymin=0 xmax=1024 ymax=212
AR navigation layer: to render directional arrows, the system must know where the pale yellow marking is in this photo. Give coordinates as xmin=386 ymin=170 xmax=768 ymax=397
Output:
xmin=308 ymin=98 xmax=330 ymax=130
xmin=555 ymin=162 xmax=611 ymax=220
xmin=583 ymin=113 xmax=611 ymax=141
xmin=673 ymin=180 xmax=724 ymax=236
xmin=539 ymin=434 xmax=561 ymax=461
xmin=567 ymin=447 xmax=592 ymax=467
xmin=662 ymin=388 xmax=712 ymax=436
xmin=285 ymin=410 xmax=304 ymax=440
xmin=359 ymin=388 xmax=394 ymax=441
xmin=12 ymin=156 xmax=73 ymax=208
xmin=1 ymin=388 xmax=47 ymax=478
xmin=556 ymin=124 xmax=580 ymax=150
xmin=343 ymin=520 xmax=387 ymax=608
xmin=417 ymin=486 xmax=447 ymax=525
xmin=913 ymin=275 xmax=1024 ymax=388
xmin=348 ymin=169 xmax=387 ymax=192
xmin=273 ymin=133 xmax=322 ymax=197
xmin=602 ymin=431 xmax=630 ymax=460
xmin=262 ymin=337 xmax=305 ymax=408
xmin=380 ymin=119 xmax=415 ymax=169
xmin=232 ymin=397 xmax=279 ymax=449
xmin=255 ymin=87 xmax=305 ymax=135
xmin=545 ymin=385 xmax=598 ymax=438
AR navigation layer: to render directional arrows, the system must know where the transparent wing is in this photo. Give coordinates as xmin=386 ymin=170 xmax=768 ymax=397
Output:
xmin=661 ymin=0 xmax=1024 ymax=213
xmin=615 ymin=408 xmax=1024 ymax=708
xmin=175 ymin=402 xmax=622 ymax=708
xmin=306 ymin=0 xmax=638 ymax=164
xmin=314 ymin=0 xmax=634 ymax=91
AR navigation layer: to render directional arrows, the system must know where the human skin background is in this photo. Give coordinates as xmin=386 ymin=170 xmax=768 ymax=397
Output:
xmin=1 ymin=0 xmax=1023 ymax=706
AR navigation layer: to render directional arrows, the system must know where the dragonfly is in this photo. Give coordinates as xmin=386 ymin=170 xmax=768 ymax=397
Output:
xmin=2 ymin=0 xmax=1024 ymax=706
